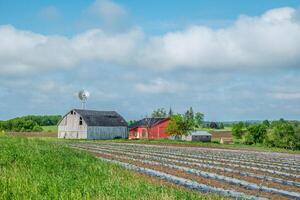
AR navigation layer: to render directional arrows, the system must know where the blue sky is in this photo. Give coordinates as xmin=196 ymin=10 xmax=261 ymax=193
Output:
xmin=0 ymin=0 xmax=300 ymax=121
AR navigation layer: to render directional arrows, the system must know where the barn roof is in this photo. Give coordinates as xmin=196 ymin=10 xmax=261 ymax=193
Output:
xmin=73 ymin=109 xmax=128 ymax=127
xmin=129 ymin=117 xmax=169 ymax=129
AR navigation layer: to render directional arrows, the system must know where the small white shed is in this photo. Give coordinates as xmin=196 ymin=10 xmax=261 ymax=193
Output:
xmin=182 ymin=131 xmax=212 ymax=142
xmin=58 ymin=109 xmax=128 ymax=139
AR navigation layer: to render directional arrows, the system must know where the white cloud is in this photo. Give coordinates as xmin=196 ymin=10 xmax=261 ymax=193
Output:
xmin=85 ymin=0 xmax=128 ymax=29
xmin=0 ymin=25 xmax=143 ymax=74
xmin=135 ymin=78 xmax=186 ymax=94
xmin=1 ymin=7 xmax=300 ymax=75
xmin=137 ymin=7 xmax=300 ymax=70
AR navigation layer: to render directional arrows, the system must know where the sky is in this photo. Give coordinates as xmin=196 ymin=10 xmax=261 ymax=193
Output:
xmin=0 ymin=0 xmax=300 ymax=121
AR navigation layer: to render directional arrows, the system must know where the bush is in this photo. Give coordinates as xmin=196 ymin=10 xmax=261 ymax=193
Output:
xmin=241 ymin=124 xmax=267 ymax=145
xmin=0 ymin=115 xmax=61 ymax=132
xmin=32 ymin=125 xmax=43 ymax=132
xmin=232 ymin=122 xmax=244 ymax=139
xmin=166 ymin=114 xmax=194 ymax=136
xmin=264 ymin=121 xmax=298 ymax=150
xmin=242 ymin=132 xmax=255 ymax=145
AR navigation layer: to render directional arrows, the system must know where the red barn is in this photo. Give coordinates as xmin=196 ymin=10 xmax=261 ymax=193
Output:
xmin=129 ymin=117 xmax=170 ymax=139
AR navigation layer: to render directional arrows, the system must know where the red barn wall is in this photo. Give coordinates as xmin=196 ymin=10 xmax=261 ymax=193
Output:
xmin=129 ymin=118 xmax=170 ymax=139
xmin=148 ymin=119 xmax=170 ymax=139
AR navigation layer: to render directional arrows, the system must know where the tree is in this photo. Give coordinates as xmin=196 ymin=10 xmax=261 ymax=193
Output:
xmin=128 ymin=120 xmax=137 ymax=127
xmin=151 ymin=108 xmax=167 ymax=118
xmin=166 ymin=114 xmax=194 ymax=137
xmin=232 ymin=122 xmax=244 ymax=139
xmin=262 ymin=120 xmax=270 ymax=127
xmin=243 ymin=124 xmax=267 ymax=144
xmin=185 ymin=107 xmax=194 ymax=121
xmin=194 ymin=112 xmax=204 ymax=127
xmin=209 ymin=122 xmax=218 ymax=129
xmin=219 ymin=123 xmax=224 ymax=129
xmin=168 ymin=107 xmax=174 ymax=117
xmin=264 ymin=120 xmax=296 ymax=149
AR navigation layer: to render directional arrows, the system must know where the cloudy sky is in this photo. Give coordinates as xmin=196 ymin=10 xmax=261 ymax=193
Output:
xmin=0 ymin=0 xmax=300 ymax=121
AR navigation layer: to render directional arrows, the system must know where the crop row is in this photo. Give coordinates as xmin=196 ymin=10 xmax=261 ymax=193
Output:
xmin=71 ymin=143 xmax=300 ymax=199
xmin=95 ymin=142 xmax=300 ymax=168
xmin=78 ymin=143 xmax=300 ymax=180
xmin=72 ymin=144 xmax=300 ymax=188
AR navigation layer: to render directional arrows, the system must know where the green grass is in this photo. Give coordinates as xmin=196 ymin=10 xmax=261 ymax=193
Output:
xmin=0 ymin=136 xmax=222 ymax=200
xmin=42 ymin=125 xmax=57 ymax=133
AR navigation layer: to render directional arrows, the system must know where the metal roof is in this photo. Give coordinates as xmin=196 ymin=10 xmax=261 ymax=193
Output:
xmin=129 ymin=118 xmax=168 ymax=129
xmin=190 ymin=131 xmax=212 ymax=136
xmin=73 ymin=109 xmax=128 ymax=127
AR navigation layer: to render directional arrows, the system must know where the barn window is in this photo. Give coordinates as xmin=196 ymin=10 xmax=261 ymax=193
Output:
xmin=79 ymin=117 xmax=83 ymax=125
xmin=70 ymin=111 xmax=74 ymax=115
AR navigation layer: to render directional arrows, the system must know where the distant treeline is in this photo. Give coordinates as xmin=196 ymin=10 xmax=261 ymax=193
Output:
xmin=0 ymin=115 xmax=62 ymax=132
xmin=232 ymin=119 xmax=300 ymax=150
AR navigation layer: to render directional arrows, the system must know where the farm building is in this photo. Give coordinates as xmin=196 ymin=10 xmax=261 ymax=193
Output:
xmin=58 ymin=109 xmax=128 ymax=139
xmin=129 ymin=117 xmax=170 ymax=139
xmin=181 ymin=131 xmax=212 ymax=142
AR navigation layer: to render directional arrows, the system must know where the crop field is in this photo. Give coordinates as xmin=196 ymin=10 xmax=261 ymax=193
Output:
xmin=70 ymin=142 xmax=300 ymax=200
xmin=1 ymin=137 xmax=216 ymax=200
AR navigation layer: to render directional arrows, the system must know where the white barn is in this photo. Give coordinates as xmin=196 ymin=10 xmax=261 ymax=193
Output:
xmin=58 ymin=109 xmax=128 ymax=139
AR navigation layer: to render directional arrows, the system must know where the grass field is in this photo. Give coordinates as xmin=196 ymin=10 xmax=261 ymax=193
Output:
xmin=0 ymin=136 xmax=221 ymax=200
xmin=42 ymin=125 xmax=58 ymax=132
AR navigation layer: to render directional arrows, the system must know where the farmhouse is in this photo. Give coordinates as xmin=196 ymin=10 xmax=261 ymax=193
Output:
xmin=129 ymin=117 xmax=170 ymax=139
xmin=58 ymin=109 xmax=128 ymax=139
xmin=182 ymin=131 xmax=212 ymax=142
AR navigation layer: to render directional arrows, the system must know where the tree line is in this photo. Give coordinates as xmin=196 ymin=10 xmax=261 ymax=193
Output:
xmin=0 ymin=115 xmax=62 ymax=132
xmin=148 ymin=107 xmax=204 ymax=136
xmin=232 ymin=119 xmax=300 ymax=150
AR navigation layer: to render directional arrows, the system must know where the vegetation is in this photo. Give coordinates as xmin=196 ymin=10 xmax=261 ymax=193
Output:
xmin=166 ymin=114 xmax=194 ymax=136
xmin=232 ymin=119 xmax=300 ymax=150
xmin=232 ymin=122 xmax=244 ymax=139
xmin=0 ymin=115 xmax=61 ymax=132
xmin=0 ymin=136 xmax=215 ymax=200
xmin=194 ymin=112 xmax=204 ymax=127
xmin=166 ymin=107 xmax=205 ymax=136
xmin=42 ymin=125 xmax=58 ymax=133
xmin=151 ymin=108 xmax=168 ymax=118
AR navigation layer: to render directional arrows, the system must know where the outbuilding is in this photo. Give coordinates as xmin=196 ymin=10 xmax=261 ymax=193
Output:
xmin=129 ymin=117 xmax=170 ymax=139
xmin=182 ymin=131 xmax=212 ymax=142
xmin=58 ymin=109 xmax=128 ymax=139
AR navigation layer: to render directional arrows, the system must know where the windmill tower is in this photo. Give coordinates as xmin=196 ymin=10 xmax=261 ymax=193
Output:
xmin=78 ymin=90 xmax=90 ymax=109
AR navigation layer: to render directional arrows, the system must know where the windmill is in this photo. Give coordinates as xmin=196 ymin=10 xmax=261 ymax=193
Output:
xmin=78 ymin=89 xmax=90 ymax=109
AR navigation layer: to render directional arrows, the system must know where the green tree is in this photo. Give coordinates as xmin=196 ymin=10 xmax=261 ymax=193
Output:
xmin=243 ymin=124 xmax=267 ymax=144
xmin=168 ymin=107 xmax=174 ymax=117
xmin=194 ymin=112 xmax=204 ymax=127
xmin=232 ymin=122 xmax=244 ymax=139
xmin=151 ymin=108 xmax=167 ymax=118
xmin=265 ymin=121 xmax=296 ymax=149
xmin=166 ymin=114 xmax=194 ymax=136
xmin=209 ymin=122 xmax=218 ymax=129
xmin=262 ymin=120 xmax=270 ymax=127
xmin=219 ymin=123 xmax=224 ymax=129
xmin=184 ymin=107 xmax=194 ymax=121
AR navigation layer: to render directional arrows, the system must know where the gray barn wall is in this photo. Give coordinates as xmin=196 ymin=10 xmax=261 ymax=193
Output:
xmin=58 ymin=112 xmax=87 ymax=139
xmin=87 ymin=126 xmax=128 ymax=139
xmin=182 ymin=135 xmax=211 ymax=142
